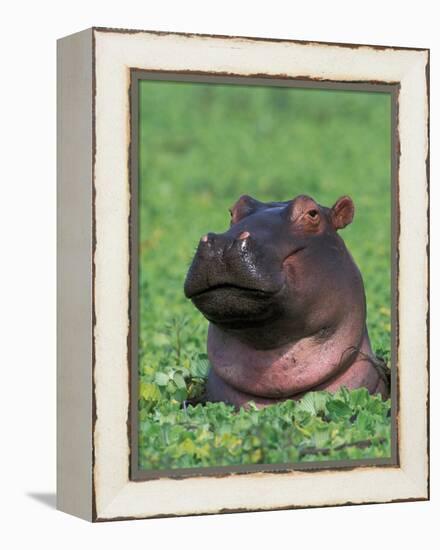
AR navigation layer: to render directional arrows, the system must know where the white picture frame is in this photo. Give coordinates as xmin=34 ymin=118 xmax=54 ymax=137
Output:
xmin=57 ymin=27 xmax=429 ymax=521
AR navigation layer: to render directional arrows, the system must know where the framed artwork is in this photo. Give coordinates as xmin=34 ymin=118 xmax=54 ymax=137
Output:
xmin=57 ymin=27 xmax=429 ymax=521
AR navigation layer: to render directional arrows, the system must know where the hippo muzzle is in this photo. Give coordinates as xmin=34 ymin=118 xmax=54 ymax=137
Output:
xmin=184 ymin=220 xmax=293 ymax=326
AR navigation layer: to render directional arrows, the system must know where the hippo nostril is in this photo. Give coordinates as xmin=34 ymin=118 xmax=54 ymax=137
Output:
xmin=238 ymin=231 xmax=250 ymax=240
xmin=201 ymin=232 xmax=217 ymax=244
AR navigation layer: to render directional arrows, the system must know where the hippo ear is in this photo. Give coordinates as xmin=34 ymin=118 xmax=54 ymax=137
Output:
xmin=331 ymin=196 xmax=355 ymax=230
xmin=229 ymin=195 xmax=262 ymax=224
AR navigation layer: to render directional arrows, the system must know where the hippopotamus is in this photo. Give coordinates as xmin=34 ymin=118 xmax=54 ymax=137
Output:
xmin=184 ymin=194 xmax=389 ymax=408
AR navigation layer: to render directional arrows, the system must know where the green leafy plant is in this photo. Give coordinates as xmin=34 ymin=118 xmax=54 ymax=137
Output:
xmin=138 ymin=386 xmax=391 ymax=469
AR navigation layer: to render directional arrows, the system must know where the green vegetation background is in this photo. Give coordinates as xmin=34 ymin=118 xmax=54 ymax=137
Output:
xmin=138 ymin=81 xmax=392 ymax=470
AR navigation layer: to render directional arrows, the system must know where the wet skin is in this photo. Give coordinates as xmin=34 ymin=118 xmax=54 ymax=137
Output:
xmin=184 ymin=194 xmax=389 ymax=408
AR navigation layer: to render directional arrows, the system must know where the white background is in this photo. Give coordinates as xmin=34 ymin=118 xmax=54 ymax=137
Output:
xmin=0 ymin=1 xmax=437 ymax=548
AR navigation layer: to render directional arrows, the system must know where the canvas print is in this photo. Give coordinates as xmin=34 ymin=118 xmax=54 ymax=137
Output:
xmin=135 ymin=80 xmax=393 ymax=472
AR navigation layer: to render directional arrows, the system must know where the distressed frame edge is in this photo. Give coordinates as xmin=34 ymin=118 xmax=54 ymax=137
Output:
xmin=56 ymin=27 xmax=94 ymax=522
xmin=423 ymin=48 xmax=430 ymax=502
xmin=86 ymin=28 xmax=429 ymax=522
xmin=92 ymin=25 xmax=430 ymax=53
xmin=94 ymin=495 xmax=429 ymax=523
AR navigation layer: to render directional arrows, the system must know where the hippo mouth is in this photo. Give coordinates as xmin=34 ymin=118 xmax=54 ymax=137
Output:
xmin=187 ymin=281 xmax=285 ymax=326
xmin=187 ymin=282 xmax=277 ymax=300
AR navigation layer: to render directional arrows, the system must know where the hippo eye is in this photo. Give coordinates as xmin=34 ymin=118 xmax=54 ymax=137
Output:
xmin=304 ymin=209 xmax=320 ymax=227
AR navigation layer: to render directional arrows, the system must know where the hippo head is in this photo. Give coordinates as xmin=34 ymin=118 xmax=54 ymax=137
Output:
xmin=184 ymin=194 xmax=356 ymax=345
